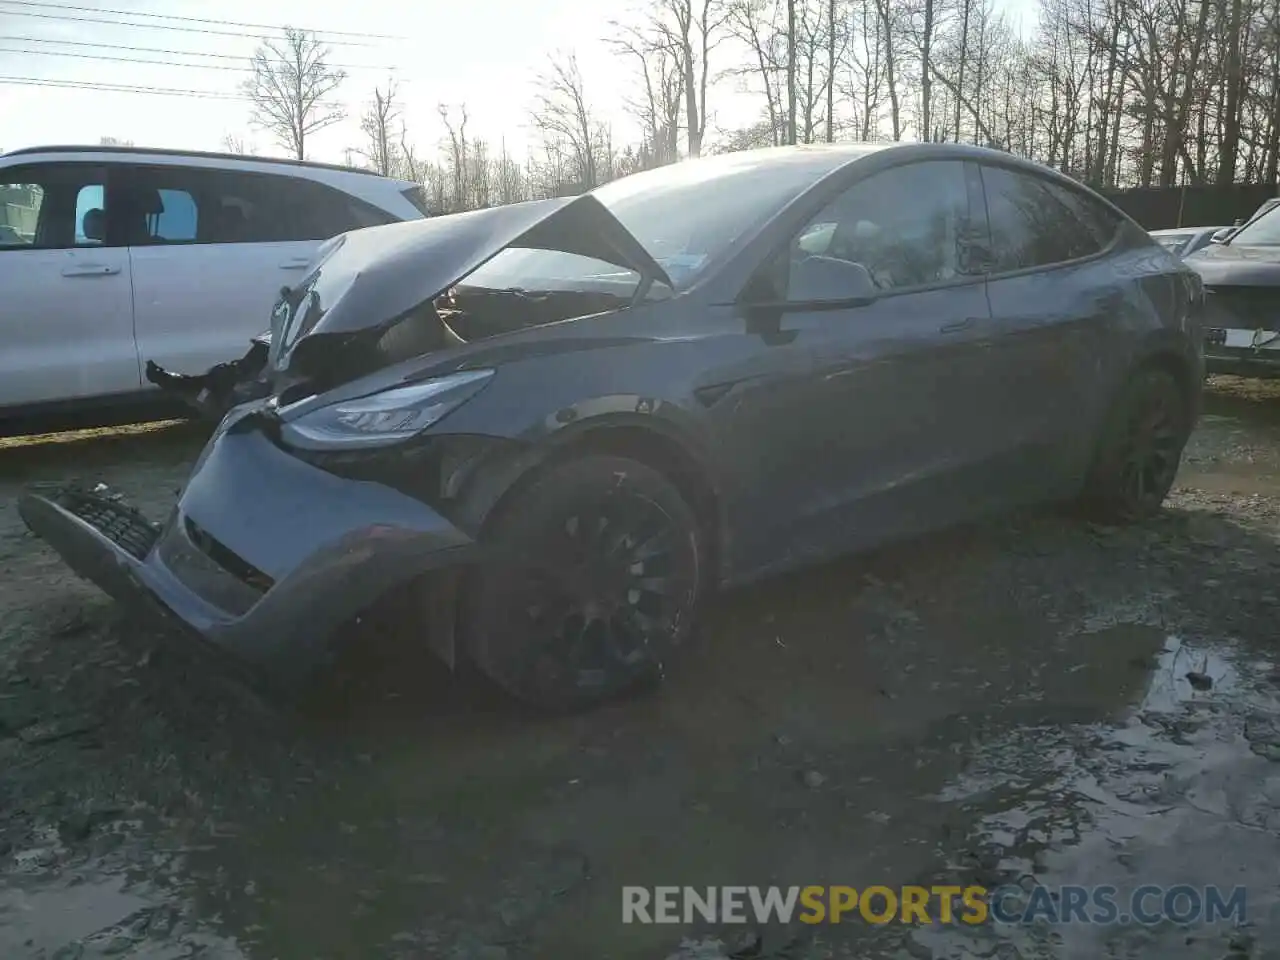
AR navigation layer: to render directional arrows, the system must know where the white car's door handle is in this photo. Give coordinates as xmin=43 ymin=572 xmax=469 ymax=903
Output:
xmin=279 ymin=258 xmax=311 ymax=270
xmin=61 ymin=263 xmax=121 ymax=277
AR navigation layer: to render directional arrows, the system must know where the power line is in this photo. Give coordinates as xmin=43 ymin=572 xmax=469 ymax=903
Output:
xmin=0 ymin=44 xmax=409 ymax=75
xmin=0 ymin=0 xmax=403 ymax=40
xmin=4 ymin=34 xmax=402 ymax=70
xmin=0 ymin=74 xmax=386 ymax=108
xmin=0 ymin=6 xmax=390 ymax=47
xmin=0 ymin=74 xmax=246 ymax=100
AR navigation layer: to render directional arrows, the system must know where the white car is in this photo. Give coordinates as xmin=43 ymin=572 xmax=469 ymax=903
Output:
xmin=0 ymin=145 xmax=428 ymax=432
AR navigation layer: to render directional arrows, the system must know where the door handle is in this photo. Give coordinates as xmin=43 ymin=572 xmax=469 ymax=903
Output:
xmin=61 ymin=264 xmax=121 ymax=277
xmin=279 ymin=258 xmax=311 ymax=270
xmin=940 ymin=317 xmax=980 ymax=334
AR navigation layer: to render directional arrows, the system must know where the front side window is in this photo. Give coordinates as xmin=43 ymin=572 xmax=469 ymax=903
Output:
xmin=0 ymin=164 xmax=106 ymax=249
xmin=786 ymin=159 xmax=970 ymax=296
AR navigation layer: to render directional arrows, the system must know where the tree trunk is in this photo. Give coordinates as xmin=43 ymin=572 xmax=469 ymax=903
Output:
xmin=954 ymin=0 xmax=971 ymax=142
xmin=876 ymin=0 xmax=901 ymax=139
xmin=787 ymin=0 xmax=798 ymax=144
xmin=920 ymin=0 xmax=933 ymax=141
xmin=1218 ymin=0 xmax=1245 ymax=183
xmin=827 ymin=0 xmax=836 ymax=141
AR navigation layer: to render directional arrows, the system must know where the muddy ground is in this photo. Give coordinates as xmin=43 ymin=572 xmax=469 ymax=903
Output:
xmin=3 ymin=379 xmax=1280 ymax=959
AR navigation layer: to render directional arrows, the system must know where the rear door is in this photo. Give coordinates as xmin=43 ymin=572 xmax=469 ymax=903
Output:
xmin=124 ymin=166 xmax=396 ymax=378
xmin=0 ymin=161 xmax=138 ymax=409
xmin=974 ymin=162 xmax=1127 ymax=498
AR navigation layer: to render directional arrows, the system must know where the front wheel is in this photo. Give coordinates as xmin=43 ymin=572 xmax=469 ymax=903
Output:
xmin=1082 ymin=367 xmax=1190 ymax=523
xmin=460 ymin=454 xmax=704 ymax=712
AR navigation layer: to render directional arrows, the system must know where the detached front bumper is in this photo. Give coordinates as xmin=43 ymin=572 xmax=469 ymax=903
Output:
xmin=19 ymin=425 xmax=477 ymax=687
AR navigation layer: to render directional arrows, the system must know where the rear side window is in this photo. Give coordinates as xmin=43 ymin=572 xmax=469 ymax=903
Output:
xmin=0 ymin=163 xmax=107 ymax=249
xmin=120 ymin=166 xmax=396 ymax=246
xmin=979 ymin=165 xmax=1103 ymax=271
xmin=1041 ymin=179 xmax=1124 ymax=249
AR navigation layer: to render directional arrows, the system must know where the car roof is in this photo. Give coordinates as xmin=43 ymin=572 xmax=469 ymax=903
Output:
xmin=0 ymin=143 xmax=382 ymax=177
xmin=611 ymin=140 xmax=1073 ymax=183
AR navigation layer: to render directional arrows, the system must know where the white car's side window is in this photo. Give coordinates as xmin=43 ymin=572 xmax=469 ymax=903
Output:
xmin=120 ymin=167 xmax=396 ymax=247
xmin=0 ymin=164 xmax=109 ymax=250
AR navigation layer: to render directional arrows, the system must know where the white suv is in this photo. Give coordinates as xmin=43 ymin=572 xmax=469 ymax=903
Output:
xmin=0 ymin=145 xmax=428 ymax=431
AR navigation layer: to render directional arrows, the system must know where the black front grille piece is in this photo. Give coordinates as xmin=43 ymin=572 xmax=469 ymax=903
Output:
xmin=183 ymin=517 xmax=275 ymax=594
xmin=55 ymin=488 xmax=159 ymax=561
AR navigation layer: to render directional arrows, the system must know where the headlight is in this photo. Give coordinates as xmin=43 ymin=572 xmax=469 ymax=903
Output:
xmin=279 ymin=369 xmax=494 ymax=450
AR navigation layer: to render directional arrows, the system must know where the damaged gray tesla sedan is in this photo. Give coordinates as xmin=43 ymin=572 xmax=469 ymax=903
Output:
xmin=19 ymin=143 xmax=1206 ymax=710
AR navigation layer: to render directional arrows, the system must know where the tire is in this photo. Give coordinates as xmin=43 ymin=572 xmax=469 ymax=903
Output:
xmin=460 ymin=454 xmax=704 ymax=712
xmin=1082 ymin=366 xmax=1190 ymax=523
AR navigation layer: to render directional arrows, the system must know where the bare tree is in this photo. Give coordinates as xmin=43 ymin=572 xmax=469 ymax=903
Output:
xmin=726 ymin=0 xmax=786 ymax=146
xmin=531 ymin=51 xmax=603 ymax=190
xmin=242 ymin=27 xmax=347 ymax=160
xmin=786 ymin=0 xmax=798 ymax=142
xmin=397 ymin=123 xmax=423 ymax=183
xmin=360 ymin=80 xmax=401 ymax=176
xmin=609 ymin=21 xmax=684 ymax=165
xmin=221 ymin=134 xmax=252 ymax=155
xmin=438 ymin=103 xmax=470 ymax=211
xmin=662 ymin=0 xmax=728 ymax=156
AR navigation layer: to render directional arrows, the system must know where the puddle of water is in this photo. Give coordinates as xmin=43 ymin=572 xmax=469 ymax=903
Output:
xmin=0 ymin=872 xmax=150 ymax=955
xmin=0 ymin=855 xmax=250 ymax=960
xmin=910 ymin=622 xmax=1280 ymax=959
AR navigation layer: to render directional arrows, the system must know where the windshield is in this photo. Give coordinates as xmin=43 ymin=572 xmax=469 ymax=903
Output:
xmin=1229 ymin=204 xmax=1280 ymax=245
xmin=590 ymin=147 xmax=882 ymax=289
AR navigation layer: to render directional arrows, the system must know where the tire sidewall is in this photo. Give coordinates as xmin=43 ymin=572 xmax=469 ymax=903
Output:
xmin=461 ymin=454 xmax=704 ymax=711
xmin=1085 ymin=367 xmax=1188 ymax=522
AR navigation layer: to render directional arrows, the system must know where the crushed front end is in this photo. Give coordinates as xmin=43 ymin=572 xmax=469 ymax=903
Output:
xmin=18 ymin=403 xmax=480 ymax=692
xmin=20 ymin=193 xmax=669 ymax=694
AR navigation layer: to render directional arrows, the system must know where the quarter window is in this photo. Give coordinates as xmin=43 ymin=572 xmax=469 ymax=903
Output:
xmin=980 ymin=166 xmax=1103 ymax=271
xmin=787 ymin=160 xmax=971 ymax=296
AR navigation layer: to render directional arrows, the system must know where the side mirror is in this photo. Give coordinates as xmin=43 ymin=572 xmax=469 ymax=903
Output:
xmin=787 ymin=255 xmax=878 ymax=303
xmin=1210 ymin=228 xmax=1233 ymax=244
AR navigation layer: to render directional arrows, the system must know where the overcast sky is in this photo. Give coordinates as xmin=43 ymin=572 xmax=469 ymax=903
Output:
xmin=0 ymin=0 xmax=1035 ymax=164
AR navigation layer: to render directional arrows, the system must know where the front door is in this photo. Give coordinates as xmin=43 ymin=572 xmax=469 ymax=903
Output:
xmin=711 ymin=158 xmax=1005 ymax=577
xmin=0 ymin=161 xmax=138 ymax=409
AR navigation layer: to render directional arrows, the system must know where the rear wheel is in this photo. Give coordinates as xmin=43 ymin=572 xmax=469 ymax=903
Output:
xmin=461 ymin=454 xmax=704 ymax=712
xmin=1082 ymin=367 xmax=1189 ymax=523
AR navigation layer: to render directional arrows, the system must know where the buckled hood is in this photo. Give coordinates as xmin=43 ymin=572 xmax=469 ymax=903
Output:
xmin=268 ymin=194 xmax=672 ymax=376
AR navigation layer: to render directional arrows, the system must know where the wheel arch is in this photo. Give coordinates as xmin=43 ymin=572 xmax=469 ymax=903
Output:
xmin=1126 ymin=345 xmax=1199 ymax=427
xmin=459 ymin=413 xmax=728 ymax=586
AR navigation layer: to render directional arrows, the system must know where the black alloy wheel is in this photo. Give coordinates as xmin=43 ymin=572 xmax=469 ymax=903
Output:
xmin=1085 ymin=367 xmax=1189 ymax=522
xmin=462 ymin=454 xmax=703 ymax=711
